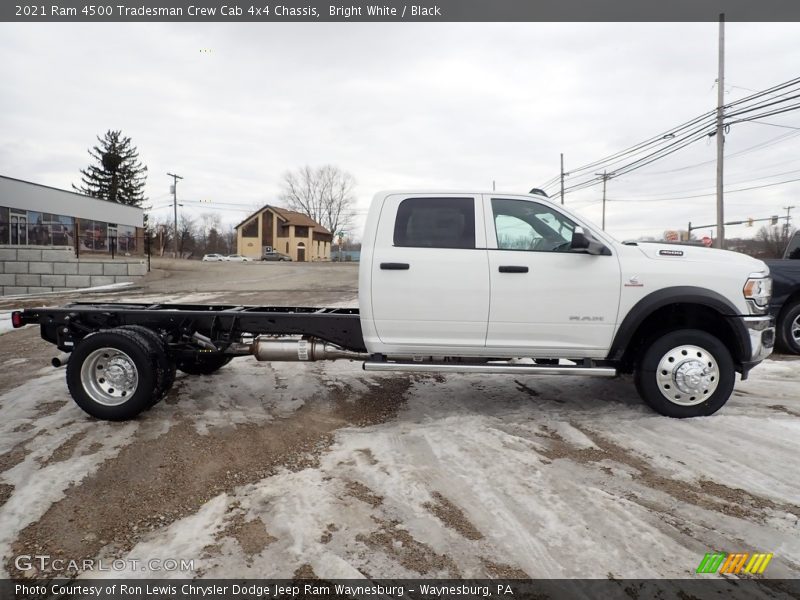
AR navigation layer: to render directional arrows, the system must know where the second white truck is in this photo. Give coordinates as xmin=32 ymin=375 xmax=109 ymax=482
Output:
xmin=14 ymin=190 xmax=775 ymax=420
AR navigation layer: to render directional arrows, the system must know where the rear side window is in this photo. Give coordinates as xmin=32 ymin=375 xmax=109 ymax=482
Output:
xmin=393 ymin=197 xmax=475 ymax=249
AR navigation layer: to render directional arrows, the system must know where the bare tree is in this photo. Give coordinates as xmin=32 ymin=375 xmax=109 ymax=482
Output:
xmin=279 ymin=165 xmax=356 ymax=235
xmin=755 ymin=225 xmax=796 ymax=258
xmin=197 ymin=212 xmax=222 ymax=255
xmin=178 ymin=214 xmax=197 ymax=258
xmin=150 ymin=218 xmax=173 ymax=257
xmin=223 ymin=225 xmax=238 ymax=255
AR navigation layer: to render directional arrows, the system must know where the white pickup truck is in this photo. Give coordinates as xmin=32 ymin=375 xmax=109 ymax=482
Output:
xmin=14 ymin=190 xmax=775 ymax=420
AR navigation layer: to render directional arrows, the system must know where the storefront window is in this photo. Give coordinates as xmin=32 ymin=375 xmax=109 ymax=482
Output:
xmin=79 ymin=219 xmax=109 ymax=252
xmin=117 ymin=225 xmax=137 ymax=254
xmin=50 ymin=215 xmax=74 ymax=246
xmin=27 ymin=211 xmax=50 ymax=245
xmin=0 ymin=207 xmax=8 ymax=244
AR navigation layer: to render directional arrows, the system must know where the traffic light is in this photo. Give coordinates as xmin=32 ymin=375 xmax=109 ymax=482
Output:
xmin=771 ymin=215 xmax=779 ymax=226
xmin=747 ymin=218 xmax=754 ymax=227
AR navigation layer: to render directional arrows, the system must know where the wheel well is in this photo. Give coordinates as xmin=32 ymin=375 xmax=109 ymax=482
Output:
xmin=778 ymin=289 xmax=800 ymax=319
xmin=618 ymin=303 xmax=744 ymax=373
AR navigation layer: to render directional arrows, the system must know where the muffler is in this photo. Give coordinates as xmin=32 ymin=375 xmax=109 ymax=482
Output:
xmin=52 ymin=353 xmax=70 ymax=368
xmin=253 ymin=337 xmax=368 ymax=362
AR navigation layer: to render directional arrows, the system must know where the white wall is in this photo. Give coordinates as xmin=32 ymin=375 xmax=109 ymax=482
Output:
xmin=0 ymin=176 xmax=144 ymax=227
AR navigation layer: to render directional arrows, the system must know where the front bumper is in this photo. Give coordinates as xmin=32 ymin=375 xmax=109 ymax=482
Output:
xmin=738 ymin=316 xmax=775 ymax=377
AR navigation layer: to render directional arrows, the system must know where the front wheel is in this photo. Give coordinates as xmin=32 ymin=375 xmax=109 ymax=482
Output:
xmin=634 ymin=329 xmax=735 ymax=418
xmin=777 ymin=301 xmax=800 ymax=354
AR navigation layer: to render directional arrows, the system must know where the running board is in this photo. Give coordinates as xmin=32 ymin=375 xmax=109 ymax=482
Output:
xmin=362 ymin=361 xmax=617 ymax=377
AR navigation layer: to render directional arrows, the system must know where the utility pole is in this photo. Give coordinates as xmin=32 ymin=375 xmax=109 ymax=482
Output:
xmin=560 ymin=153 xmax=566 ymax=205
xmin=715 ymin=13 xmax=726 ymax=249
xmin=167 ymin=172 xmax=183 ymax=259
xmin=784 ymin=205 xmax=795 ymax=239
xmin=596 ymin=170 xmax=611 ymax=230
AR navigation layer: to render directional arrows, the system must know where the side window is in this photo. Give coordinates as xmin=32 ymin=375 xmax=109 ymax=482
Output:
xmin=394 ymin=197 xmax=475 ymax=249
xmin=492 ymin=198 xmax=576 ymax=252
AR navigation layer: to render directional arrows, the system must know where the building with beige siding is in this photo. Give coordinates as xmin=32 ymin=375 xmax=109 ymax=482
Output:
xmin=235 ymin=205 xmax=333 ymax=261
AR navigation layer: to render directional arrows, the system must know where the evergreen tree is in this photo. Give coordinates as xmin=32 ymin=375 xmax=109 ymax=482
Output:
xmin=74 ymin=130 xmax=148 ymax=206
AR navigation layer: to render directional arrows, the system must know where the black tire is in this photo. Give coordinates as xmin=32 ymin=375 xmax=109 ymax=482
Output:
xmin=777 ymin=301 xmax=800 ymax=355
xmin=176 ymin=354 xmax=233 ymax=375
xmin=118 ymin=325 xmax=177 ymax=403
xmin=634 ymin=329 xmax=735 ymax=418
xmin=66 ymin=329 xmax=158 ymax=421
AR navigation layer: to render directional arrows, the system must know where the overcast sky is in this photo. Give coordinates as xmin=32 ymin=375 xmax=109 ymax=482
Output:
xmin=1 ymin=22 xmax=799 ymax=240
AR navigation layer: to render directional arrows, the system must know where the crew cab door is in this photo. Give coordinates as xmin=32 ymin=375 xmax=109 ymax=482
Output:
xmin=369 ymin=194 xmax=490 ymax=347
xmin=483 ymin=196 xmax=621 ymax=355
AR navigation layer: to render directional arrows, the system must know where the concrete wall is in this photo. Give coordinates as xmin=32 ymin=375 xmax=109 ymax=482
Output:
xmin=0 ymin=245 xmax=146 ymax=296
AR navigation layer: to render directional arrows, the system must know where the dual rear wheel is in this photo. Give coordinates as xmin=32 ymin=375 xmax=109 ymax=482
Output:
xmin=66 ymin=327 xmax=231 ymax=420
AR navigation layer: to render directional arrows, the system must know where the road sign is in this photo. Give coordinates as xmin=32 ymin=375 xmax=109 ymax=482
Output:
xmin=702 ymin=236 xmax=713 ymax=247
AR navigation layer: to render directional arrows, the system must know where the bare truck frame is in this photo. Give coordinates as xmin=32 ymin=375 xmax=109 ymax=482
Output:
xmin=12 ymin=300 xmax=618 ymax=421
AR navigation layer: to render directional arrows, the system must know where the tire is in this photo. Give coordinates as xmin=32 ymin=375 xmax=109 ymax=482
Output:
xmin=66 ymin=329 xmax=158 ymax=421
xmin=118 ymin=325 xmax=176 ymax=403
xmin=777 ymin=301 xmax=800 ymax=355
xmin=634 ymin=329 xmax=735 ymax=418
xmin=176 ymin=354 xmax=232 ymax=375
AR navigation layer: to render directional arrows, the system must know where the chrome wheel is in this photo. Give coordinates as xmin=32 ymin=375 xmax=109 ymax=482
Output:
xmin=792 ymin=314 xmax=800 ymax=344
xmin=80 ymin=347 xmax=139 ymax=406
xmin=655 ymin=344 xmax=719 ymax=406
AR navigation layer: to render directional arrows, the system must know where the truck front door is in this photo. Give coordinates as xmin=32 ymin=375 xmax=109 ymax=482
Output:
xmin=369 ymin=194 xmax=490 ymax=348
xmin=483 ymin=196 xmax=621 ymax=356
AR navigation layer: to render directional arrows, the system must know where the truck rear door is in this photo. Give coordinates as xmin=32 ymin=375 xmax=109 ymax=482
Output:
xmin=369 ymin=194 xmax=490 ymax=348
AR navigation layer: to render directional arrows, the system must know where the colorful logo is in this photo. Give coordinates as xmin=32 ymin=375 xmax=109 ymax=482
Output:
xmin=696 ymin=552 xmax=773 ymax=575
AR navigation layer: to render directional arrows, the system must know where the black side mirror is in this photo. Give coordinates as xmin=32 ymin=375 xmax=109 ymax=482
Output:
xmin=571 ymin=227 xmax=610 ymax=255
xmin=571 ymin=227 xmax=590 ymax=250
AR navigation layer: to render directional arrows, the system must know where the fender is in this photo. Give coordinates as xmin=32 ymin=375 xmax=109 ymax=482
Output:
xmin=607 ymin=286 xmax=749 ymax=364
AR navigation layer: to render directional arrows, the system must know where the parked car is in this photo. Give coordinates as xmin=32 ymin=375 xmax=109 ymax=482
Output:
xmin=202 ymin=253 xmax=225 ymax=262
xmin=262 ymin=251 xmax=292 ymax=262
xmin=225 ymin=254 xmax=252 ymax=262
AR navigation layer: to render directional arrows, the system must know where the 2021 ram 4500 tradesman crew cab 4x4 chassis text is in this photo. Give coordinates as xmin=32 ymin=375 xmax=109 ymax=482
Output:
xmin=13 ymin=191 xmax=775 ymax=420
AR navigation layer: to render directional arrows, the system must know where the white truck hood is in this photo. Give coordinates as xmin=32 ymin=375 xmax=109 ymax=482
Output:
xmin=632 ymin=243 xmax=769 ymax=275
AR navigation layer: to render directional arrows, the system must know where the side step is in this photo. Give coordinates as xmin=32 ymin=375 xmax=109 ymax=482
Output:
xmin=362 ymin=361 xmax=617 ymax=377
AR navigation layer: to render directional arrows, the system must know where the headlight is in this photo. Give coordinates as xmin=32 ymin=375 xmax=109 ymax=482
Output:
xmin=743 ymin=276 xmax=772 ymax=310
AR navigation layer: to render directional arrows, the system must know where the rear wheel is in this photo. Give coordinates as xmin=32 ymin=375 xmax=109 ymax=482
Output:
xmin=118 ymin=325 xmax=176 ymax=404
xmin=66 ymin=329 xmax=158 ymax=420
xmin=777 ymin=301 xmax=800 ymax=354
xmin=176 ymin=354 xmax=232 ymax=375
xmin=634 ymin=329 xmax=735 ymax=418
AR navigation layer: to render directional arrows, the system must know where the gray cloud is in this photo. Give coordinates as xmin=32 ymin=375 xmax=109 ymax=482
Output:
xmin=1 ymin=22 xmax=799 ymax=239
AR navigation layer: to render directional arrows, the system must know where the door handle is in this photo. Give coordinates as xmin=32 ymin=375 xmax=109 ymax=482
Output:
xmin=380 ymin=262 xmax=410 ymax=270
xmin=499 ymin=266 xmax=529 ymax=273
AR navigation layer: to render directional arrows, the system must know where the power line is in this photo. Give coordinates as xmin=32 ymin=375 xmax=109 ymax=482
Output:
xmin=539 ymin=75 xmax=800 ymax=195
xmin=609 ymin=175 xmax=800 ymax=202
xmin=631 ymin=128 xmax=800 ymax=175
xmin=744 ymin=120 xmax=800 ymax=130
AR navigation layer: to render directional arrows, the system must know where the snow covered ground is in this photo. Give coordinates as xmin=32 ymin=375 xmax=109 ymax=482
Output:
xmin=1 ymin=281 xmax=798 ymax=584
xmin=0 ymin=330 xmax=798 ymax=581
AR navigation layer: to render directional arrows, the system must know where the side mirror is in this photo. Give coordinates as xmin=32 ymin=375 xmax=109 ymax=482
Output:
xmin=571 ymin=227 xmax=610 ymax=255
xmin=571 ymin=227 xmax=590 ymax=250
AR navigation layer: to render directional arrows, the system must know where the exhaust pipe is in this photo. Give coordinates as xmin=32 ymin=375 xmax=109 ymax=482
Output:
xmin=52 ymin=353 xmax=70 ymax=368
xmin=253 ymin=337 xmax=368 ymax=362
